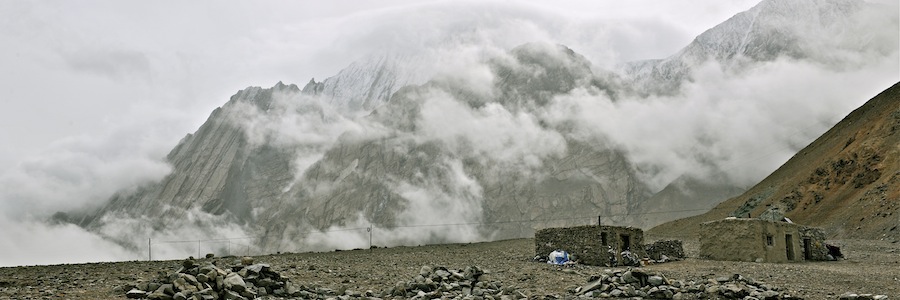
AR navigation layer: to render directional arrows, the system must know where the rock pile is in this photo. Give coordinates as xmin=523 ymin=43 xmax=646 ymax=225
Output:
xmin=386 ymin=265 xmax=528 ymax=299
xmin=573 ymin=269 xmax=802 ymax=299
xmin=121 ymin=257 xmax=298 ymax=300
xmin=838 ymin=293 xmax=889 ymax=300
xmin=644 ymin=240 xmax=684 ymax=261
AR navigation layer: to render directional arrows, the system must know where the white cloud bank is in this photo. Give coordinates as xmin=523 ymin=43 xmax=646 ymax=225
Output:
xmin=0 ymin=0 xmax=895 ymax=266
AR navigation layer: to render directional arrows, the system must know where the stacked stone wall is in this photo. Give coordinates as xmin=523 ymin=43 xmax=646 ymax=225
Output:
xmin=644 ymin=240 xmax=684 ymax=260
xmin=535 ymin=225 xmax=645 ymax=266
xmin=799 ymin=226 xmax=831 ymax=261
xmin=535 ymin=225 xmax=604 ymax=265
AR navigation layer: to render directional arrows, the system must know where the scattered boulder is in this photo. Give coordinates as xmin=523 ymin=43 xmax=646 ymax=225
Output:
xmin=240 ymin=257 xmax=254 ymax=266
xmin=121 ymin=259 xmax=292 ymax=300
xmin=573 ymin=269 xmax=804 ymax=299
xmin=125 ymin=288 xmax=148 ymax=299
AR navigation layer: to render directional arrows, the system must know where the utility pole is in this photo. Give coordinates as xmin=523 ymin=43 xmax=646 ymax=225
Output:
xmin=367 ymin=226 xmax=373 ymax=250
xmin=148 ymin=238 xmax=152 ymax=261
xmin=597 ymin=215 xmax=602 ymax=227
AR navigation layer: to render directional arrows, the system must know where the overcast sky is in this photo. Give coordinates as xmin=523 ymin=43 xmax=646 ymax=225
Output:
xmin=0 ymin=0 xmax=766 ymax=173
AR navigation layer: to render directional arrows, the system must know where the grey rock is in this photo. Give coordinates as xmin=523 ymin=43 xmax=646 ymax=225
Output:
xmin=223 ymin=290 xmax=247 ymax=300
xmin=840 ymin=292 xmax=860 ymax=300
xmin=419 ymin=265 xmax=433 ymax=277
xmin=575 ymin=279 xmax=607 ymax=295
xmin=622 ymin=271 xmax=637 ymax=283
xmin=240 ymin=257 xmax=254 ymax=266
xmin=224 ymin=273 xmax=246 ymax=292
xmin=147 ymin=291 xmax=173 ymax=300
xmin=126 ymin=288 xmax=148 ymax=299
xmin=244 ymin=263 xmax=269 ymax=274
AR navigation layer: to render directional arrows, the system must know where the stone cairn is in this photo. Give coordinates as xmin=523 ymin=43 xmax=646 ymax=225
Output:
xmin=122 ymin=256 xmax=302 ymax=300
xmin=572 ymin=269 xmax=801 ymax=299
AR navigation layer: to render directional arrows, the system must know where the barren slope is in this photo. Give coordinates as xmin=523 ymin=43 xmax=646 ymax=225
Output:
xmin=650 ymin=81 xmax=900 ymax=240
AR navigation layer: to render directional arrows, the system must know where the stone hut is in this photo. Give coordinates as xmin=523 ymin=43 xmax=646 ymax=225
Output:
xmin=700 ymin=218 xmax=830 ymax=263
xmin=534 ymin=225 xmax=644 ymax=266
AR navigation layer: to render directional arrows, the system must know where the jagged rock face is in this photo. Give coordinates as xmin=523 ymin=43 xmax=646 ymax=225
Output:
xmin=257 ymin=44 xmax=653 ymax=249
xmin=83 ymin=83 xmax=300 ymax=229
xmin=302 ymin=53 xmax=431 ymax=112
xmin=79 ymin=0 xmax=895 ymax=250
xmin=621 ymin=0 xmax=886 ymax=96
xmin=83 ymin=44 xmax=654 ymax=250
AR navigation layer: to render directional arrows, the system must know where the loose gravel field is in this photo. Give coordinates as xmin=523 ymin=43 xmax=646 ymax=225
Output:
xmin=1 ymin=238 xmax=898 ymax=299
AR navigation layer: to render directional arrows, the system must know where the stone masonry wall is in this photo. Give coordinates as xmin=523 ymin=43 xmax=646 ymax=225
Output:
xmin=535 ymin=225 xmax=604 ymax=265
xmin=799 ymin=226 xmax=831 ymax=261
xmin=701 ymin=218 xmax=829 ymax=263
xmin=535 ymin=225 xmax=644 ymax=266
xmin=644 ymin=240 xmax=684 ymax=260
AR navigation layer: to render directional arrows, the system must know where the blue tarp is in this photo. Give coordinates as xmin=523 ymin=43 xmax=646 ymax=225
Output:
xmin=547 ymin=250 xmax=570 ymax=264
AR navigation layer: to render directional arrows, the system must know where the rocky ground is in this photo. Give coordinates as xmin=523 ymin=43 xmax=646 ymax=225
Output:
xmin=0 ymin=237 xmax=898 ymax=299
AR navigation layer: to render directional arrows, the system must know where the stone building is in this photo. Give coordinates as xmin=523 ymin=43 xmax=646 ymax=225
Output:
xmin=534 ymin=225 xmax=644 ymax=266
xmin=700 ymin=218 xmax=830 ymax=263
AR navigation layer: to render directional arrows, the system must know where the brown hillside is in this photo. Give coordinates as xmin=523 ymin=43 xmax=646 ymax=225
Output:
xmin=649 ymin=81 xmax=900 ymax=240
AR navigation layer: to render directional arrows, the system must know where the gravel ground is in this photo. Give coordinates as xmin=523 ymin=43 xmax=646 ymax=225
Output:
xmin=1 ymin=238 xmax=898 ymax=299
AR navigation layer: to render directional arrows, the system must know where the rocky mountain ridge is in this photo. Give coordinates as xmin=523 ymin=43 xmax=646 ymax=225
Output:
xmin=621 ymin=0 xmax=882 ymax=95
xmin=650 ymin=81 xmax=900 ymax=240
xmin=69 ymin=0 xmax=897 ymax=252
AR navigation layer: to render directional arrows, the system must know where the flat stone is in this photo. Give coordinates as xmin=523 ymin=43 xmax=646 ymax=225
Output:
xmin=126 ymin=288 xmax=148 ymax=299
xmin=576 ymin=279 xmax=607 ymax=295
xmin=224 ymin=273 xmax=247 ymax=292
xmin=245 ymin=263 xmax=269 ymax=274
xmin=839 ymin=292 xmax=859 ymax=300
xmin=147 ymin=291 xmax=173 ymax=300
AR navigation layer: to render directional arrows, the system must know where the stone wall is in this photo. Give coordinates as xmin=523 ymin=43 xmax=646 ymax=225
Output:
xmin=644 ymin=240 xmax=684 ymax=260
xmin=799 ymin=226 xmax=831 ymax=261
xmin=535 ymin=225 xmax=644 ymax=266
xmin=535 ymin=225 xmax=603 ymax=265
xmin=700 ymin=218 xmax=829 ymax=263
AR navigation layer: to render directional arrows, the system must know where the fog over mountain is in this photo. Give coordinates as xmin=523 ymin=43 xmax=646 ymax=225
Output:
xmin=0 ymin=0 xmax=897 ymax=267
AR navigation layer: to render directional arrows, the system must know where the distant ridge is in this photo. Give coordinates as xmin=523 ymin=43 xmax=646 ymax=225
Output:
xmin=650 ymin=81 xmax=900 ymax=240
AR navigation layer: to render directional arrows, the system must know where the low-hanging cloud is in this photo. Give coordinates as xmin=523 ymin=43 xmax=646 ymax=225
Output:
xmin=0 ymin=0 xmax=896 ymax=266
xmin=545 ymin=52 xmax=899 ymax=190
xmin=415 ymin=88 xmax=567 ymax=171
xmin=280 ymin=157 xmax=488 ymax=252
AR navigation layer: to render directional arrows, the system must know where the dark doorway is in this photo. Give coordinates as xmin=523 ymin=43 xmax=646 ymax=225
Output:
xmin=620 ymin=234 xmax=630 ymax=252
xmin=803 ymin=238 xmax=811 ymax=260
xmin=785 ymin=234 xmax=795 ymax=261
